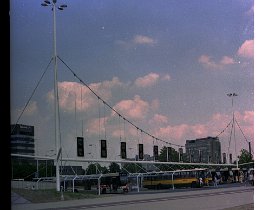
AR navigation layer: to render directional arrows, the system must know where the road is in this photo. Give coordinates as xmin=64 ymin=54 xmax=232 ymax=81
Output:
xmin=12 ymin=184 xmax=254 ymax=210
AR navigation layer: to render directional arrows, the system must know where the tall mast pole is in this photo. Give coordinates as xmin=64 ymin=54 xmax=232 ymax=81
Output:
xmin=42 ymin=0 xmax=68 ymax=192
xmin=53 ymin=0 xmax=61 ymax=192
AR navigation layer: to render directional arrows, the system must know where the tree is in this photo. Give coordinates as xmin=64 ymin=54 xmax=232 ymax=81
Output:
xmin=109 ymin=162 xmax=121 ymax=173
xmin=158 ymin=146 xmax=179 ymax=162
xmin=238 ymin=149 xmax=253 ymax=164
xmin=86 ymin=163 xmax=101 ymax=174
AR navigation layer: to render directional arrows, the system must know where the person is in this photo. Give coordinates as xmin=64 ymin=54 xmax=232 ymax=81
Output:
xmin=199 ymin=177 xmax=203 ymax=187
xmin=249 ymin=172 xmax=254 ymax=186
xmin=213 ymin=175 xmax=218 ymax=188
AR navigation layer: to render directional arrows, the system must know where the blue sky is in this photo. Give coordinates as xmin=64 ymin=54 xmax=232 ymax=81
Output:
xmin=10 ymin=0 xmax=254 ymax=163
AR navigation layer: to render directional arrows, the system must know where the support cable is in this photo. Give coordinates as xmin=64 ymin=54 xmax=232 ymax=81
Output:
xmin=58 ymin=56 xmax=185 ymax=148
xmin=235 ymin=118 xmax=254 ymax=154
xmin=103 ymin=101 xmax=107 ymax=140
xmin=215 ymin=118 xmax=233 ymax=138
xmin=98 ymin=97 xmax=101 ymax=140
xmin=11 ymin=57 xmax=53 ymax=134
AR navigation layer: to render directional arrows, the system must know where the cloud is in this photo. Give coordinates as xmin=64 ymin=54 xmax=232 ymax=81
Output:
xmin=113 ymin=95 xmax=150 ymax=120
xmin=237 ymin=40 xmax=254 ymax=58
xmin=151 ymin=99 xmax=160 ymax=111
xmin=161 ymin=74 xmax=171 ymax=81
xmin=46 ymin=77 xmax=123 ymax=112
xmin=198 ymin=55 xmax=220 ymax=69
xmin=116 ymin=35 xmax=157 ymax=47
xmin=150 ymin=114 xmax=168 ymax=125
xmin=133 ymin=35 xmax=157 ymax=45
xmin=220 ymin=56 xmax=235 ymax=65
xmin=134 ymin=72 xmax=171 ymax=88
xmin=151 ymin=111 xmax=253 ymax=149
xmin=134 ymin=73 xmax=160 ymax=88
xmin=87 ymin=116 xmax=108 ymax=135
xmin=24 ymin=101 xmax=38 ymax=116
xmin=198 ymin=55 xmax=235 ymax=69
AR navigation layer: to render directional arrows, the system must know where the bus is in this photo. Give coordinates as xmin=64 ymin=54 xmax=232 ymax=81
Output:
xmin=142 ymin=168 xmax=212 ymax=189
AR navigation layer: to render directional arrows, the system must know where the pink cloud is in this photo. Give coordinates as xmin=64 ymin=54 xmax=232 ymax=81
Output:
xmin=198 ymin=55 xmax=220 ymax=69
xmin=237 ymin=40 xmax=254 ymax=58
xmin=199 ymin=55 xmax=235 ymax=69
xmin=220 ymin=56 xmax=235 ymax=65
xmin=156 ymin=124 xmax=189 ymax=140
xmin=113 ymin=95 xmax=150 ymax=120
xmin=151 ymin=99 xmax=160 ymax=111
xmin=134 ymin=73 xmax=160 ymax=88
xmin=151 ymin=111 xmax=253 ymax=150
xmin=47 ymin=77 xmax=123 ymax=112
xmin=133 ymin=35 xmax=156 ymax=45
xmin=134 ymin=73 xmax=171 ymax=88
xmin=150 ymin=114 xmax=168 ymax=125
xmin=87 ymin=117 xmax=108 ymax=135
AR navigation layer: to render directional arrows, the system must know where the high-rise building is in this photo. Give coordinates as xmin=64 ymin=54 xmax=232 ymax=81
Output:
xmin=185 ymin=136 xmax=221 ymax=163
xmin=11 ymin=124 xmax=35 ymax=156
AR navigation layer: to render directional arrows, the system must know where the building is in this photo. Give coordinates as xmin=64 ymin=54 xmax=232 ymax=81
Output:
xmin=11 ymin=124 xmax=35 ymax=156
xmin=185 ymin=136 xmax=221 ymax=163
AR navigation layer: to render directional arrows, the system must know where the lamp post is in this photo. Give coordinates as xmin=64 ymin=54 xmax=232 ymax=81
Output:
xmin=41 ymin=0 xmax=67 ymax=192
xmin=227 ymin=93 xmax=238 ymax=168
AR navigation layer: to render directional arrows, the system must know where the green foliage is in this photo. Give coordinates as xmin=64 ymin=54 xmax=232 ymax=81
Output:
xmin=158 ymin=146 xmax=179 ymax=162
xmin=100 ymin=166 xmax=109 ymax=174
xmin=86 ymin=163 xmax=102 ymax=175
xmin=109 ymin=162 xmax=121 ymax=173
xmin=238 ymin=149 xmax=253 ymax=164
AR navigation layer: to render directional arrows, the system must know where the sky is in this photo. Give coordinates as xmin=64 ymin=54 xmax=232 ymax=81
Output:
xmin=10 ymin=0 xmax=255 ymax=166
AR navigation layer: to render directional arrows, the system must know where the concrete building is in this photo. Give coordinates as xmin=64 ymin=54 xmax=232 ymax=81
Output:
xmin=185 ymin=136 xmax=221 ymax=163
xmin=11 ymin=124 xmax=35 ymax=156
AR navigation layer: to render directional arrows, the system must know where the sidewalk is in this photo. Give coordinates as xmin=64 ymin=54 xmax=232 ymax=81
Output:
xmin=11 ymin=185 xmax=253 ymax=210
xmin=11 ymin=192 xmax=31 ymax=205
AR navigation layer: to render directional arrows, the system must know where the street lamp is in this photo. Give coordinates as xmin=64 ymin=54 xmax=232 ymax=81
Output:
xmin=227 ymin=92 xmax=238 ymax=168
xmin=41 ymin=0 xmax=67 ymax=192
xmin=227 ymin=93 xmax=238 ymax=108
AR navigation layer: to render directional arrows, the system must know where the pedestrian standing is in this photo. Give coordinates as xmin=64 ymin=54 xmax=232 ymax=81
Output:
xmin=249 ymin=172 xmax=254 ymax=186
xmin=214 ymin=176 xmax=218 ymax=188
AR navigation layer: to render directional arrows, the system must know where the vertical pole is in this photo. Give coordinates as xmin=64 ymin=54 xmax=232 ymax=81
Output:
xmin=36 ymin=159 xmax=39 ymax=178
xmin=81 ymin=86 xmax=83 ymax=137
xmin=248 ymin=142 xmax=252 ymax=160
xmin=166 ymin=146 xmax=169 ymax=162
xmin=172 ymin=173 xmax=175 ymax=190
xmin=98 ymin=177 xmax=101 ymax=195
xmin=53 ymin=1 xmax=61 ymax=192
xmin=136 ymin=175 xmax=140 ymax=192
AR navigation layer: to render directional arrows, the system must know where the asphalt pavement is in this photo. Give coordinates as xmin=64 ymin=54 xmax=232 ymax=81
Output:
xmin=11 ymin=184 xmax=254 ymax=210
